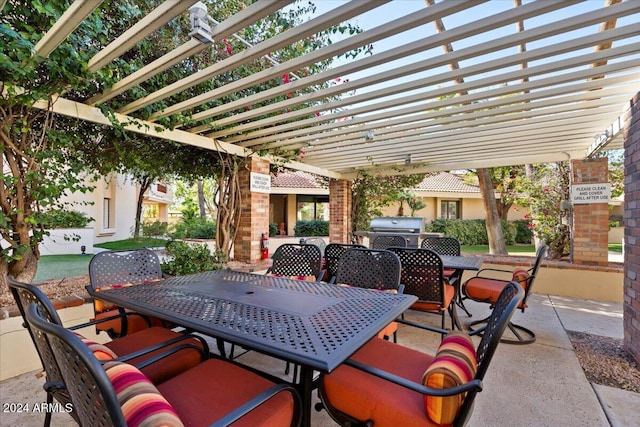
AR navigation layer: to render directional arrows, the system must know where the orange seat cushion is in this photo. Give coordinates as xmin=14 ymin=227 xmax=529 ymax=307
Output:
xmin=465 ymin=270 xmax=530 ymax=309
xmin=93 ymin=309 xmax=152 ymax=336
xmin=104 ymin=327 xmax=204 ymax=384
xmin=411 ymin=284 xmax=455 ymax=312
xmin=158 ymin=359 xmax=295 ymax=427
xmin=422 ymin=332 xmax=477 ymax=424
xmin=377 ymin=321 xmax=398 ymax=340
xmin=322 ymin=337 xmax=443 ymax=427
xmin=266 ymin=273 xmax=317 ymax=281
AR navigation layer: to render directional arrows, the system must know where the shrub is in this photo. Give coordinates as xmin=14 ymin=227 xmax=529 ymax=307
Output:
xmin=269 ymin=222 xmax=278 ymax=237
xmin=294 ymin=220 xmax=329 ymax=237
xmin=170 ymin=217 xmax=216 ymax=239
xmin=513 ymin=219 xmax=533 ymax=244
xmin=425 ymin=219 xmax=518 ymax=245
xmin=142 ymin=221 xmax=169 ymax=237
xmin=38 ymin=210 xmax=92 ymax=229
xmin=608 ymin=214 xmax=623 ymax=228
xmin=161 ymin=240 xmax=223 ymax=276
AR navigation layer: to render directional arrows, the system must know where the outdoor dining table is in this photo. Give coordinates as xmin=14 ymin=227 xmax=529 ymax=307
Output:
xmin=88 ymin=269 xmax=417 ymax=427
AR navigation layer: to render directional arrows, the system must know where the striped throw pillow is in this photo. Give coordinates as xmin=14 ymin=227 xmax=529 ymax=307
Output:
xmin=104 ymin=361 xmax=184 ymax=427
xmin=422 ymin=332 xmax=478 ymax=424
xmin=72 ymin=332 xmax=117 ymax=360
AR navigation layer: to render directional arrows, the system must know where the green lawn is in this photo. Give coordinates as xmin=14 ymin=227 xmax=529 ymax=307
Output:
xmin=94 ymin=237 xmax=168 ymax=250
xmin=34 ymin=254 xmax=93 ymax=281
xmin=462 ymin=245 xmax=536 ymax=255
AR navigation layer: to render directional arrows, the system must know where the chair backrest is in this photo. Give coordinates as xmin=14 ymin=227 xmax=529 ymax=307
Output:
xmin=300 ymin=237 xmax=327 ymax=255
xmin=88 ymin=248 xmax=163 ymax=291
xmin=335 ymin=248 xmax=401 ymax=292
xmin=8 ymin=277 xmax=68 ymax=393
xmin=371 ymin=235 xmax=408 ymax=249
xmin=324 ymin=243 xmax=366 ymax=284
xmin=267 ymin=243 xmax=323 ymax=280
xmin=420 ymin=236 xmax=461 ymax=256
xmin=387 ymin=247 xmax=445 ymax=304
xmin=25 ymin=303 xmax=128 ymax=427
xmin=520 ymin=244 xmax=548 ymax=306
xmin=456 ymin=281 xmax=523 ymax=426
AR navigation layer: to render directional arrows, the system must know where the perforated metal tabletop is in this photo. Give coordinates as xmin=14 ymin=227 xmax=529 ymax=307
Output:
xmin=89 ymin=269 xmax=417 ymax=373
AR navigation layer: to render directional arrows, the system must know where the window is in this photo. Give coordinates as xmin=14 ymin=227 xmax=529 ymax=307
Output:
xmin=103 ymin=198 xmax=111 ymax=228
xmin=440 ymin=200 xmax=461 ymax=219
xmin=296 ymin=195 xmax=329 ymax=221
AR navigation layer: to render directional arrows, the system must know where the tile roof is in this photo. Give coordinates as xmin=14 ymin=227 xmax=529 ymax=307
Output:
xmin=271 ymin=171 xmax=325 ymax=189
xmin=415 ymin=172 xmax=480 ymax=193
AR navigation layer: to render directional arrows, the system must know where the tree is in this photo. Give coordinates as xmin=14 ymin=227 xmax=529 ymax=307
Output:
xmin=477 ymin=168 xmax=508 ymax=255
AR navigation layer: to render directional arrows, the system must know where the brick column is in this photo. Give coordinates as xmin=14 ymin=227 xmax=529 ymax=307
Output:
xmin=624 ymin=92 xmax=640 ymax=364
xmin=570 ymin=158 xmax=609 ymax=265
xmin=234 ymin=157 xmax=270 ymax=262
xmin=329 ymin=179 xmax=351 ymax=243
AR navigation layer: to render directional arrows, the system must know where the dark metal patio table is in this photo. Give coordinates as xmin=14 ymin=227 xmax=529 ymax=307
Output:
xmin=440 ymin=255 xmax=484 ymax=318
xmin=88 ymin=269 xmax=417 ymax=427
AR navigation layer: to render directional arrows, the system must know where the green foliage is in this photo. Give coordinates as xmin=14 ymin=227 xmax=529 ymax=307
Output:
xmin=142 ymin=221 xmax=169 ymax=237
xmin=294 ymin=220 xmax=329 ymax=237
xmin=608 ymin=214 xmax=623 ymax=228
xmin=161 ymin=240 xmax=223 ymax=276
xmin=426 ymin=219 xmax=517 ymax=245
xmin=94 ymin=238 xmax=167 ymax=250
xmin=269 ymin=223 xmax=278 ymax=237
xmin=513 ymin=219 xmax=534 ymax=244
xmin=38 ymin=210 xmax=92 ymax=229
xmin=170 ymin=217 xmax=216 ymax=240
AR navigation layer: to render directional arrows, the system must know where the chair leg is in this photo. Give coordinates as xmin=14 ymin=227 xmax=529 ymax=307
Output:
xmin=467 ymin=316 xmax=536 ymax=345
xmin=43 ymin=393 xmax=53 ymax=427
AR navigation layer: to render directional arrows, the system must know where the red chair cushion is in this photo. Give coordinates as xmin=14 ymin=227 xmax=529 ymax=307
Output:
xmin=411 ymin=284 xmax=455 ymax=312
xmin=104 ymin=327 xmax=204 ymax=384
xmin=321 ymin=337 xmax=441 ymax=427
xmin=92 ymin=309 xmax=152 ymax=336
xmin=421 ymin=332 xmax=477 ymax=424
xmin=512 ymin=269 xmax=531 ymax=308
xmin=266 ymin=273 xmax=317 ymax=281
xmin=72 ymin=332 xmax=117 ymax=360
xmin=157 ymin=359 xmax=295 ymax=427
xmin=463 ymin=276 xmax=506 ymax=304
xmin=104 ymin=361 xmax=184 ymax=427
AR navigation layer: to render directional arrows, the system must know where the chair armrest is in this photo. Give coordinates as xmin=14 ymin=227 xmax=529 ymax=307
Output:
xmin=474 ymin=267 xmax=513 ymax=278
xmin=396 ymin=318 xmax=448 ymax=336
xmin=68 ymin=310 xmax=150 ymax=331
xmin=120 ymin=343 xmax=208 ymax=370
xmin=345 ymin=359 xmax=483 ymax=397
xmin=115 ymin=333 xmax=210 ymax=364
xmin=209 ymin=383 xmax=301 ymax=427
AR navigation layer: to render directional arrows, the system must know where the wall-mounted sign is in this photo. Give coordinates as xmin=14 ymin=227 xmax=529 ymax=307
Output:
xmin=571 ymin=183 xmax=611 ymax=204
xmin=250 ymin=172 xmax=271 ymax=194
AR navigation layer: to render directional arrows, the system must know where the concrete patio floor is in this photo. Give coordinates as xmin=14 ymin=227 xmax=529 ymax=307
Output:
xmin=1 ymin=292 xmax=637 ymax=427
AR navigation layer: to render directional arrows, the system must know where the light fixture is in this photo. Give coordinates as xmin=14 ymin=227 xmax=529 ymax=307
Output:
xmin=189 ymin=2 xmax=213 ymax=44
xmin=405 ymin=154 xmax=412 ymax=165
xmin=80 ymin=245 xmax=87 ymax=255
xmin=364 ymin=129 xmax=375 ymax=142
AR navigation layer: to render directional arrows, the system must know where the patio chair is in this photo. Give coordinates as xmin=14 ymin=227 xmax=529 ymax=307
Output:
xmin=8 ymin=276 xmax=209 ymax=427
xmin=317 ymin=281 xmax=523 ymax=427
xmin=266 ymin=243 xmax=324 ymax=281
xmin=371 ymin=234 xmax=408 ymax=249
xmin=421 ymin=236 xmax=471 ymax=316
xmin=25 ymin=303 xmax=301 ymax=427
xmin=88 ymin=248 xmax=169 ymax=338
xmin=324 ymin=243 xmax=366 ymax=284
xmin=299 ymin=237 xmax=327 ymax=255
xmin=462 ymin=244 xmax=548 ymax=344
xmin=335 ymin=248 xmax=403 ymax=342
xmin=388 ymin=247 xmax=459 ymax=330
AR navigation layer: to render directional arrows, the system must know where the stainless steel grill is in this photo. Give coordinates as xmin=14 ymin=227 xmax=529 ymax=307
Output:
xmin=355 ymin=217 xmax=431 ymax=248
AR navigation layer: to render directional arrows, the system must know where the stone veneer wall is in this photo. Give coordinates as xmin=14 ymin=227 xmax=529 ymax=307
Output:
xmin=571 ymin=158 xmax=609 ymax=266
xmin=235 ymin=157 xmax=270 ymax=262
xmin=624 ymin=92 xmax=639 ymax=364
xmin=329 ymin=179 xmax=352 ymax=243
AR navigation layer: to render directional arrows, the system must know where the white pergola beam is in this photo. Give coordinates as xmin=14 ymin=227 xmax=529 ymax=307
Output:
xmin=87 ymin=0 xmax=199 ymax=72
xmin=119 ymin=0 xmax=388 ymax=115
xmin=34 ymin=0 xmax=102 ymax=58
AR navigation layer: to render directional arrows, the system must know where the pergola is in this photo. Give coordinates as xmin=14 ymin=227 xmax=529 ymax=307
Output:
xmin=7 ymin=0 xmax=640 ymax=365
xmin=26 ymin=0 xmax=639 ymax=179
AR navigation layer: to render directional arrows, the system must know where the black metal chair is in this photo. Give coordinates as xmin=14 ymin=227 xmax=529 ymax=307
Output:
xmin=266 ymin=243 xmax=324 ymax=281
xmin=25 ymin=303 xmax=301 ymax=427
xmin=324 ymin=243 xmax=366 ymax=284
xmin=8 ymin=276 xmax=209 ymax=427
xmin=317 ymin=282 xmax=523 ymax=427
xmin=420 ymin=236 xmax=470 ymax=316
xmin=462 ymin=245 xmax=548 ymax=344
xmin=88 ymin=248 xmax=168 ymax=338
xmin=371 ymin=235 xmax=408 ymax=249
xmin=335 ymin=248 xmax=403 ymax=342
xmin=299 ymin=237 xmax=327 ymax=255
xmin=388 ymin=247 xmax=459 ymax=330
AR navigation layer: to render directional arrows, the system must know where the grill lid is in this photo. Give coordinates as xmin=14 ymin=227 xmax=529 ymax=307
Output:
xmin=369 ymin=217 xmax=425 ymax=233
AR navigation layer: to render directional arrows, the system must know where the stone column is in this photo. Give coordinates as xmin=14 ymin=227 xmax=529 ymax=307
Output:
xmin=329 ymin=179 xmax=351 ymax=243
xmin=234 ymin=157 xmax=270 ymax=263
xmin=570 ymin=158 xmax=609 ymax=265
xmin=623 ymin=92 xmax=639 ymax=364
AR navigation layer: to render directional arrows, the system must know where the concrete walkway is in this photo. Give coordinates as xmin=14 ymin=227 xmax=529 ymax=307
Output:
xmin=1 ymin=291 xmax=637 ymax=426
